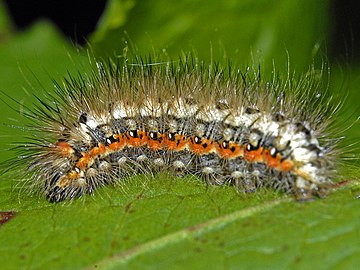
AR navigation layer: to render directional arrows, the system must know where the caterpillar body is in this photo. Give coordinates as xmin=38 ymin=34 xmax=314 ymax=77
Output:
xmin=6 ymin=56 xmax=341 ymax=202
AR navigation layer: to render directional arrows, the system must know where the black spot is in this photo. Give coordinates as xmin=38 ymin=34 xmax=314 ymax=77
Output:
xmin=202 ymin=143 xmax=208 ymax=148
xmin=150 ymin=131 xmax=158 ymax=140
xmin=305 ymin=144 xmax=321 ymax=153
xmin=273 ymin=113 xmax=285 ymax=122
xmin=130 ymin=130 xmax=138 ymax=138
xmin=230 ymin=146 xmax=236 ymax=152
xmin=73 ymin=146 xmax=83 ymax=158
xmin=246 ymin=143 xmax=258 ymax=151
xmin=270 ymin=147 xmax=278 ymax=158
xmin=222 ymin=141 xmax=229 ymax=149
xmin=245 ymin=107 xmax=260 ymax=114
xmin=216 ymin=100 xmax=229 ymax=110
xmin=78 ymin=113 xmax=87 ymax=124
xmin=185 ymin=96 xmax=195 ymax=105
xmin=295 ymin=122 xmax=310 ymax=135
xmin=168 ymin=132 xmax=176 ymax=141
xmin=106 ymin=135 xmax=118 ymax=145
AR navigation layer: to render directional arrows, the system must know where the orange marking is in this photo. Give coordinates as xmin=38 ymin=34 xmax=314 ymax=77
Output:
xmin=76 ymin=153 xmax=91 ymax=169
xmin=54 ymin=141 xmax=74 ymax=157
xmin=114 ymin=134 xmax=123 ymax=141
xmin=147 ymin=133 xmax=165 ymax=150
xmin=164 ymin=134 xmax=187 ymax=151
xmin=68 ymin=171 xmax=80 ymax=180
xmin=108 ymin=142 xmax=125 ymax=151
xmin=125 ymin=130 xmax=147 ymax=147
xmin=243 ymin=145 xmax=263 ymax=162
xmin=188 ymin=137 xmax=215 ymax=155
xmin=262 ymin=149 xmax=294 ymax=171
xmin=215 ymin=141 xmax=243 ymax=159
xmin=262 ymin=149 xmax=280 ymax=169
xmin=89 ymin=143 xmax=106 ymax=157
xmin=108 ymin=134 xmax=126 ymax=151
xmin=280 ymin=160 xmax=294 ymax=171
xmin=99 ymin=143 xmax=106 ymax=153
xmin=89 ymin=147 xmax=100 ymax=157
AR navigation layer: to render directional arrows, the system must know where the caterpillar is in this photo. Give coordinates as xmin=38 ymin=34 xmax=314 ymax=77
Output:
xmin=4 ymin=54 xmax=343 ymax=202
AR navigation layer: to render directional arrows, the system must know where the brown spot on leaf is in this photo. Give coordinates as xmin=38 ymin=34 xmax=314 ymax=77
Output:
xmin=125 ymin=202 xmax=133 ymax=213
xmin=111 ymin=240 xmax=120 ymax=249
xmin=0 ymin=211 xmax=16 ymax=226
xmin=334 ymin=180 xmax=352 ymax=187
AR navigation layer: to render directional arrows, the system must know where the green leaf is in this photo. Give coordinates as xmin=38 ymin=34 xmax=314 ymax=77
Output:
xmin=0 ymin=2 xmax=360 ymax=270
xmin=91 ymin=0 xmax=135 ymax=43
xmin=1 ymin=173 xmax=359 ymax=269
xmin=90 ymin=0 xmax=330 ymax=73
xmin=92 ymin=184 xmax=360 ymax=270
xmin=0 ymin=22 xmax=89 ymax=163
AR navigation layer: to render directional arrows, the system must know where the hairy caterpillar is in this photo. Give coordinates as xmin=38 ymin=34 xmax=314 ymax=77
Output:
xmin=3 ymin=54 xmax=344 ymax=202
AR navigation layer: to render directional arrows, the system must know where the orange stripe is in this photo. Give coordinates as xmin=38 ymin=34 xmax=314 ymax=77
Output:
xmin=62 ymin=131 xmax=297 ymax=177
xmin=147 ymin=133 xmax=165 ymax=150
xmin=125 ymin=130 xmax=148 ymax=147
xmin=215 ymin=141 xmax=243 ymax=159
xmin=262 ymin=149 xmax=280 ymax=169
xmin=164 ymin=134 xmax=187 ymax=151
xmin=243 ymin=145 xmax=264 ymax=163
xmin=108 ymin=134 xmax=126 ymax=151
xmin=188 ymin=137 xmax=215 ymax=155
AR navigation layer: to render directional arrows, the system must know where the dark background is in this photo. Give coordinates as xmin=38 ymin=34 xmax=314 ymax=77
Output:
xmin=4 ymin=0 xmax=360 ymax=63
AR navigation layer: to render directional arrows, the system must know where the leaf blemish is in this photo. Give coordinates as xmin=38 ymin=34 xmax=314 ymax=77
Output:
xmin=0 ymin=211 xmax=16 ymax=226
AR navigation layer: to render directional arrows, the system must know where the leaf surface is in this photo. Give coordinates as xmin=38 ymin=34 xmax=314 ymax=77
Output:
xmin=0 ymin=2 xmax=359 ymax=270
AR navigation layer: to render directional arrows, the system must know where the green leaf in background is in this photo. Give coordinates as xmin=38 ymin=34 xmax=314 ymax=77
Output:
xmin=90 ymin=0 xmax=330 ymax=73
xmin=0 ymin=1 xmax=359 ymax=269
xmin=0 ymin=21 xmax=91 ymax=162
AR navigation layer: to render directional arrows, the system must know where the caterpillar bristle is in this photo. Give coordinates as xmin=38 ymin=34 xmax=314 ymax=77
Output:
xmin=1 ymin=53 xmax=350 ymax=202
